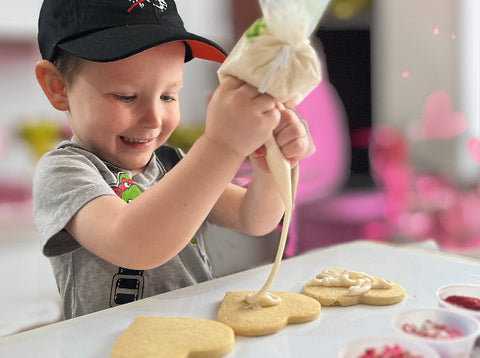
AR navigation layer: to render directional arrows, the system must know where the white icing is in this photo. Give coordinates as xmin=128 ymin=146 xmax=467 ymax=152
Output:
xmin=244 ymin=292 xmax=282 ymax=309
xmin=244 ymin=136 xmax=299 ymax=308
xmin=306 ymin=269 xmax=393 ymax=296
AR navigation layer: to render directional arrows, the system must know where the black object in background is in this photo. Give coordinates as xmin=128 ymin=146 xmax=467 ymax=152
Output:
xmin=316 ymin=29 xmax=375 ymax=189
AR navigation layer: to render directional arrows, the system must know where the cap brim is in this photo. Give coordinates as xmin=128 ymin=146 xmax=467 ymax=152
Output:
xmin=57 ymin=24 xmax=227 ymax=63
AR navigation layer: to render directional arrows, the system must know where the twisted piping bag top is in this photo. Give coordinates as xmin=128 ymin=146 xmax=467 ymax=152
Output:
xmin=217 ymin=0 xmax=329 ymax=102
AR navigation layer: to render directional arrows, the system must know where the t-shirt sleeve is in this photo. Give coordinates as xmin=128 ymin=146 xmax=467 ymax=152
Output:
xmin=33 ymin=148 xmax=116 ymax=257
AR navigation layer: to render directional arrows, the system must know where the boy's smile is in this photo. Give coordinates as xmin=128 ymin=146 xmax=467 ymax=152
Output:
xmin=64 ymin=42 xmax=185 ymax=175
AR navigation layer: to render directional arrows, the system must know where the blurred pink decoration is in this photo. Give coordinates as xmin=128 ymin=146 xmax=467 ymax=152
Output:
xmin=367 ymin=125 xmax=480 ymax=251
xmin=369 ymin=126 xmax=410 ymax=221
xmin=236 ymin=84 xmax=480 ymax=254
xmin=285 ymin=76 xmax=351 ymax=256
xmin=294 ymin=81 xmax=350 ymax=204
xmin=467 ymin=137 xmax=480 ymax=164
xmin=421 ymin=91 xmax=466 ymax=139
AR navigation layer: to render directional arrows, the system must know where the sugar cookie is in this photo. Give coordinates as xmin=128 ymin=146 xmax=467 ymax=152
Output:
xmin=218 ymin=290 xmax=321 ymax=336
xmin=111 ymin=316 xmax=234 ymax=358
xmin=302 ymin=269 xmax=405 ymax=307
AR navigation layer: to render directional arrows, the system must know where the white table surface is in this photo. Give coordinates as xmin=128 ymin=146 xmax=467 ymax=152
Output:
xmin=1 ymin=240 xmax=479 ymax=357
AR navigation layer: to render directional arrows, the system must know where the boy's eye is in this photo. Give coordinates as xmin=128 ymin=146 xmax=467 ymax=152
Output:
xmin=114 ymin=94 xmax=136 ymax=103
xmin=160 ymin=95 xmax=177 ymax=102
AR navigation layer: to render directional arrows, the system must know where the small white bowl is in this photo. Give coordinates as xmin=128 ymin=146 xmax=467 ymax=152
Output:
xmin=337 ymin=335 xmax=440 ymax=358
xmin=436 ymin=283 xmax=480 ymax=321
xmin=392 ymin=307 xmax=480 ymax=358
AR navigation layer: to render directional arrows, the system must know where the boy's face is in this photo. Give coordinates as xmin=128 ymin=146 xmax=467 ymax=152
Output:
xmin=65 ymin=42 xmax=185 ymax=174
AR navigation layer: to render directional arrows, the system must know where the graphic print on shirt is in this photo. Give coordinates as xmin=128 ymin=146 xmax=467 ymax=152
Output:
xmin=111 ymin=173 xmax=142 ymax=203
xmin=110 ymin=172 xmax=145 ymax=307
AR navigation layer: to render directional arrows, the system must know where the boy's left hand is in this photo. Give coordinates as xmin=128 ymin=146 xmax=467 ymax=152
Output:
xmin=250 ymin=101 xmax=315 ymax=172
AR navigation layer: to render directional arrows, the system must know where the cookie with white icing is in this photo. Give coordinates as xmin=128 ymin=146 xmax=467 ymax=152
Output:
xmin=218 ymin=290 xmax=321 ymax=336
xmin=302 ymin=269 xmax=405 ymax=307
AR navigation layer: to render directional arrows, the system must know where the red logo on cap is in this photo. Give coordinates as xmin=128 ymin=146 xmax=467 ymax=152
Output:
xmin=127 ymin=0 xmax=167 ymax=13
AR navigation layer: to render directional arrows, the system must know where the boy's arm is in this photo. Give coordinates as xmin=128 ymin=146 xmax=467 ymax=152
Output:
xmin=208 ymin=104 xmax=312 ymax=235
xmin=66 ymin=137 xmax=244 ymax=269
xmin=208 ymin=170 xmax=284 ymax=237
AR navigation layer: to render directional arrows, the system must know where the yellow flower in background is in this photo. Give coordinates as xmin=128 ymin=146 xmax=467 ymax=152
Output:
xmin=18 ymin=118 xmax=71 ymax=159
xmin=330 ymin=0 xmax=371 ymax=20
xmin=167 ymin=125 xmax=205 ymax=153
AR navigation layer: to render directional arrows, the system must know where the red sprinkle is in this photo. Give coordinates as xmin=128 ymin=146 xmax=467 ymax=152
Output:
xmin=444 ymin=295 xmax=480 ymax=311
xmin=358 ymin=344 xmax=423 ymax=358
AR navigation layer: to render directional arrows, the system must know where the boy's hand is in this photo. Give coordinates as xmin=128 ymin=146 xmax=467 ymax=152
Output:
xmin=205 ymin=76 xmax=281 ymax=158
xmin=250 ymin=102 xmax=315 ymax=172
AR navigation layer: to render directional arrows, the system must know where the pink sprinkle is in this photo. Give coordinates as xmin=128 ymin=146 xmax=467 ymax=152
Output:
xmin=451 ymin=34 xmax=456 ymax=40
xmin=358 ymin=344 xmax=423 ymax=358
xmin=433 ymin=28 xmax=440 ymax=36
xmin=402 ymin=319 xmax=464 ymax=340
xmin=402 ymin=71 xmax=409 ymax=79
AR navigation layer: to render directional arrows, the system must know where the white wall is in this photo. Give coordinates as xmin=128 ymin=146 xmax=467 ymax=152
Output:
xmin=372 ymin=0 xmax=479 ymax=185
xmin=171 ymin=0 xmax=234 ymax=125
xmin=0 ymin=0 xmax=42 ymax=40
xmin=0 ymin=43 xmax=49 ymax=178
xmin=456 ymin=0 xmax=480 ymax=183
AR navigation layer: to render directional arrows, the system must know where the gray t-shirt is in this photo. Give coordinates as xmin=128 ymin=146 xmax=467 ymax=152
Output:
xmin=33 ymin=139 xmax=213 ymax=319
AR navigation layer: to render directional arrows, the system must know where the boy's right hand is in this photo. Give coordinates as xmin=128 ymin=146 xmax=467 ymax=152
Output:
xmin=205 ymin=75 xmax=281 ymax=157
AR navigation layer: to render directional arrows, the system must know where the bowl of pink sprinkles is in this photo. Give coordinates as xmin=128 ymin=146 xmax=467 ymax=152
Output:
xmin=392 ymin=307 xmax=480 ymax=358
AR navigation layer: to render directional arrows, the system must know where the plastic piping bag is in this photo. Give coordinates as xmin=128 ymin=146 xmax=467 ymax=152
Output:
xmin=217 ymin=0 xmax=330 ymax=307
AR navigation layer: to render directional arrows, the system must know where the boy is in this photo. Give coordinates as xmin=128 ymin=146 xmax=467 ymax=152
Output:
xmin=33 ymin=0 xmax=313 ymax=319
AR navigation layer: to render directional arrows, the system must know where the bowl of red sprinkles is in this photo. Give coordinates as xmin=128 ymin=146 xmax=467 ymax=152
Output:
xmin=337 ymin=336 xmax=440 ymax=358
xmin=436 ymin=283 xmax=480 ymax=321
xmin=392 ymin=307 xmax=480 ymax=358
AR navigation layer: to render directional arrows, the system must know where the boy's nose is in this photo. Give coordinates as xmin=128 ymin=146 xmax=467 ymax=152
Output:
xmin=141 ymin=103 xmax=163 ymax=128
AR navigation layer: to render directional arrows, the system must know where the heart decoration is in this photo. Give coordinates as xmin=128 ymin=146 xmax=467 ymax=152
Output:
xmin=467 ymin=137 xmax=480 ymax=164
xmin=421 ymin=91 xmax=466 ymax=139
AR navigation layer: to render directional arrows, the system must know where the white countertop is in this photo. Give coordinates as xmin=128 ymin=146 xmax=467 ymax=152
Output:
xmin=1 ymin=240 xmax=479 ymax=357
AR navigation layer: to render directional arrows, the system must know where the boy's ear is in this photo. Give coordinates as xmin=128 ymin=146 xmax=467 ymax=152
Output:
xmin=35 ymin=60 xmax=69 ymax=111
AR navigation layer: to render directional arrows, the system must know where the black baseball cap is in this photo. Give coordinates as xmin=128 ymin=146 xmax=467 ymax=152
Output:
xmin=38 ymin=0 xmax=227 ymax=63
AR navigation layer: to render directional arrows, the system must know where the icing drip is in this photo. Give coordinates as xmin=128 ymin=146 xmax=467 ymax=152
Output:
xmin=244 ymin=136 xmax=299 ymax=308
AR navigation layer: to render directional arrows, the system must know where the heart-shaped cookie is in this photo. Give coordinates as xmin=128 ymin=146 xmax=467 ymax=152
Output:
xmin=111 ymin=316 xmax=235 ymax=358
xmin=217 ymin=291 xmax=321 ymax=336
xmin=302 ymin=271 xmax=405 ymax=307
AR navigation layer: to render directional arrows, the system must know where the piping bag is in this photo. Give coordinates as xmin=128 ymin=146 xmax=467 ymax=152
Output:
xmin=217 ymin=0 xmax=330 ymax=307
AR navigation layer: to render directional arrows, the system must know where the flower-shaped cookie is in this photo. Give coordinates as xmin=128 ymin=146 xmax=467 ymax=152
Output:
xmin=302 ymin=269 xmax=405 ymax=306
